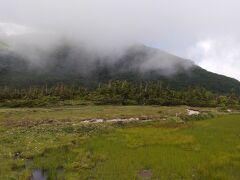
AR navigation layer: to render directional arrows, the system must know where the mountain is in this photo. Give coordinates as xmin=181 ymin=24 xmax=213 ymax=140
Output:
xmin=0 ymin=44 xmax=239 ymax=94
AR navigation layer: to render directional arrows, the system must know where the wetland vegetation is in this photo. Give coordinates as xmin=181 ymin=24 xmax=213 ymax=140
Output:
xmin=0 ymin=105 xmax=239 ymax=179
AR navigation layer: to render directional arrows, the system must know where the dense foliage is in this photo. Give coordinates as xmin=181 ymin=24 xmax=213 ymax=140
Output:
xmin=0 ymin=81 xmax=239 ymax=108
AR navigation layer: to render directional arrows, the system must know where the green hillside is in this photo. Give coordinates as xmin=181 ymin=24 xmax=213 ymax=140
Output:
xmin=0 ymin=44 xmax=239 ymax=94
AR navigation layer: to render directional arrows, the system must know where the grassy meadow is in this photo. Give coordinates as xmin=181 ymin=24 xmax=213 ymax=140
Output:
xmin=0 ymin=105 xmax=239 ymax=179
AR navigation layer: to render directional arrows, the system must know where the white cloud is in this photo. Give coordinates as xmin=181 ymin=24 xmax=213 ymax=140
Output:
xmin=1 ymin=0 xmax=240 ymax=79
xmin=0 ymin=22 xmax=34 ymax=36
xmin=188 ymin=38 xmax=240 ymax=80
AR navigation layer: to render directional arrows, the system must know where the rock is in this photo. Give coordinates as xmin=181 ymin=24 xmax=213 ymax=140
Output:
xmin=187 ymin=109 xmax=200 ymax=116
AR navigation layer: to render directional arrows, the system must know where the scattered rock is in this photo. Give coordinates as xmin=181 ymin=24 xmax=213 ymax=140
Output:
xmin=82 ymin=118 xmax=105 ymax=123
xmin=14 ymin=151 xmax=22 ymax=159
xmin=187 ymin=109 xmax=200 ymax=116
xmin=82 ymin=117 xmax=150 ymax=123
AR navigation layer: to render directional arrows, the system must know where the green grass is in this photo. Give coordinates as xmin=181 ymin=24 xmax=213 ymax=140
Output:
xmin=0 ymin=106 xmax=239 ymax=179
xmin=85 ymin=115 xmax=240 ymax=179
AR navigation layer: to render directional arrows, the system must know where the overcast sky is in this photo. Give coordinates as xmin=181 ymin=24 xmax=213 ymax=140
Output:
xmin=0 ymin=0 xmax=240 ymax=80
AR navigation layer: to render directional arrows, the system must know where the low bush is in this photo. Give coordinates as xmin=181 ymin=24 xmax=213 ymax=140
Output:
xmin=0 ymin=96 xmax=60 ymax=108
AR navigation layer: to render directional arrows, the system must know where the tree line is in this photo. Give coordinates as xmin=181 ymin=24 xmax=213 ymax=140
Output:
xmin=0 ymin=81 xmax=239 ymax=108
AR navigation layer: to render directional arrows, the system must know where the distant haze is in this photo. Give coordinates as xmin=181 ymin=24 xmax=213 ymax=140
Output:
xmin=0 ymin=0 xmax=240 ymax=80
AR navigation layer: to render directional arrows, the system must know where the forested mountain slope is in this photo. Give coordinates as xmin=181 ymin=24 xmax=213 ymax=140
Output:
xmin=0 ymin=44 xmax=239 ymax=94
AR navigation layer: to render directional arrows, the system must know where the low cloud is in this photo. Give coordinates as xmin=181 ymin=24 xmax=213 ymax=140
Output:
xmin=0 ymin=0 xmax=240 ymax=78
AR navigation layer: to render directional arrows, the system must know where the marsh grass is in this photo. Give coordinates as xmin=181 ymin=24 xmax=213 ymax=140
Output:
xmin=0 ymin=106 xmax=239 ymax=179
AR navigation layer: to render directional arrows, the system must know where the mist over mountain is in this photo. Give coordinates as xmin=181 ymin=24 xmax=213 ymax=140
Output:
xmin=1 ymin=0 xmax=240 ymax=80
xmin=0 ymin=39 xmax=239 ymax=94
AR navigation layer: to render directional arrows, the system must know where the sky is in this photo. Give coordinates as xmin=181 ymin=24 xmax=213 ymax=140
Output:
xmin=0 ymin=0 xmax=240 ymax=80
